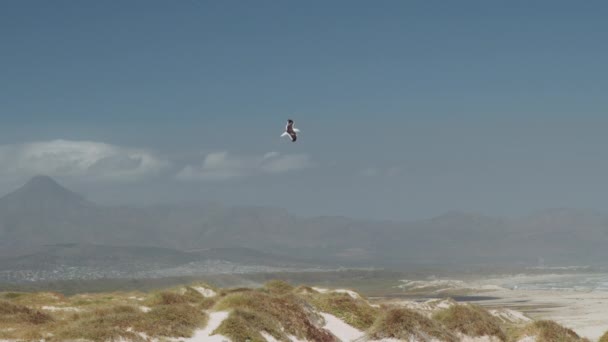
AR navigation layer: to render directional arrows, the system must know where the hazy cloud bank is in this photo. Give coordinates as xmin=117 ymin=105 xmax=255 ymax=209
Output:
xmin=175 ymin=151 xmax=314 ymax=181
xmin=0 ymin=140 xmax=169 ymax=181
xmin=0 ymin=140 xmax=315 ymax=183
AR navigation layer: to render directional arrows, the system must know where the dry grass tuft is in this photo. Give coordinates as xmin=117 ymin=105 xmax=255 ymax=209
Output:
xmin=0 ymin=300 xmax=54 ymax=325
xmin=308 ymin=291 xmax=378 ymax=330
xmin=1 ymin=292 xmax=26 ymax=300
xmin=599 ymin=331 xmax=608 ymax=342
xmin=53 ymin=303 xmax=208 ymax=341
xmin=293 ymin=285 xmax=317 ymax=295
xmin=519 ymin=320 xmax=589 ymax=342
xmin=156 ymin=291 xmax=191 ymax=305
xmin=368 ymin=307 xmax=457 ymax=342
xmin=264 ymin=279 xmax=295 ymax=294
xmin=134 ymin=304 xmax=208 ymax=338
xmin=54 ymin=305 xmax=146 ymax=342
xmin=213 ymin=308 xmax=285 ymax=342
xmin=146 ymin=287 xmax=215 ymax=310
xmin=214 ymin=290 xmax=335 ymax=342
xmin=433 ymin=303 xmax=506 ymax=341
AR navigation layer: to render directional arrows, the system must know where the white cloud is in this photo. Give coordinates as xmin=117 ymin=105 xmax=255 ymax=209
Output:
xmin=0 ymin=139 xmax=170 ymax=181
xmin=176 ymin=151 xmax=314 ymax=181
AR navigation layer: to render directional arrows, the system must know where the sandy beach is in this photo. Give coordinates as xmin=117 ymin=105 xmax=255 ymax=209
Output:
xmin=389 ymin=273 xmax=608 ymax=341
xmin=393 ymin=274 xmax=608 ymax=341
xmin=470 ymin=288 xmax=608 ymax=341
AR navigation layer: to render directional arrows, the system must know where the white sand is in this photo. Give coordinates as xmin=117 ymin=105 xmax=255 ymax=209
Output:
xmin=320 ymin=312 xmax=365 ymax=341
xmin=261 ymin=331 xmax=279 ymax=342
xmin=191 ymin=286 xmax=217 ymax=298
xmin=287 ymin=335 xmax=307 ymax=342
xmin=170 ymin=311 xmax=230 ymax=342
xmin=312 ymin=287 xmax=360 ymax=299
xmin=400 ymin=298 xmax=456 ymax=317
xmin=40 ymin=305 xmax=81 ymax=312
xmin=488 ymin=308 xmax=531 ymax=324
xmin=458 ymin=335 xmax=502 ymax=342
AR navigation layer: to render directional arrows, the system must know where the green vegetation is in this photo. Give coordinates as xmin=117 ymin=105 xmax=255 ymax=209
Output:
xmin=368 ymin=307 xmax=457 ymax=342
xmin=518 ymin=320 xmax=589 ymax=342
xmin=600 ymin=330 xmax=608 ymax=342
xmin=433 ymin=303 xmax=507 ymax=341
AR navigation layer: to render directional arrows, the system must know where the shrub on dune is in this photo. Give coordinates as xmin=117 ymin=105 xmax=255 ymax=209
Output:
xmin=308 ymin=291 xmax=378 ymax=330
xmin=213 ymin=308 xmax=285 ymax=342
xmin=519 ymin=320 xmax=589 ymax=342
xmin=369 ymin=307 xmax=457 ymax=342
xmin=54 ymin=305 xmax=145 ymax=342
xmin=0 ymin=300 xmax=54 ymax=325
xmin=214 ymin=290 xmax=335 ymax=342
xmin=55 ymin=303 xmax=208 ymax=341
xmin=134 ymin=304 xmax=208 ymax=338
xmin=146 ymin=287 xmax=216 ymax=309
xmin=263 ymin=279 xmax=295 ymax=295
xmin=433 ymin=304 xmax=506 ymax=341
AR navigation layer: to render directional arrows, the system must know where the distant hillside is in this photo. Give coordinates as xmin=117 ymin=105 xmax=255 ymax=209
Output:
xmin=1 ymin=176 xmax=608 ymax=268
xmin=0 ymin=242 xmax=326 ymax=284
xmin=0 ymin=280 xmax=592 ymax=342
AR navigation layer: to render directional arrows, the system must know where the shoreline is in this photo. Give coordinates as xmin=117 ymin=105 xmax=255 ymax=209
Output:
xmin=458 ymin=288 xmax=608 ymax=341
xmin=385 ymin=273 xmax=608 ymax=341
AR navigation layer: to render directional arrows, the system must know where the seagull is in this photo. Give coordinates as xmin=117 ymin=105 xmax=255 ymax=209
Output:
xmin=280 ymin=119 xmax=300 ymax=142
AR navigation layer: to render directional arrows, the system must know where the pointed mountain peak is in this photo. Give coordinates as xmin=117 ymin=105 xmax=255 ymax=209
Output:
xmin=23 ymin=175 xmax=65 ymax=190
xmin=1 ymin=175 xmax=89 ymax=208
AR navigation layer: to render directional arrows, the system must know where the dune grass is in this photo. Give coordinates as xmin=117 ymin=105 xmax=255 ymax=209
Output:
xmin=1 ymin=282 xmax=596 ymax=342
xmin=518 ymin=320 xmax=589 ymax=342
xmin=214 ymin=287 xmax=334 ymax=342
xmin=53 ymin=303 xmax=208 ymax=341
xmin=53 ymin=305 xmax=147 ymax=342
xmin=263 ymin=279 xmax=295 ymax=295
xmin=368 ymin=307 xmax=457 ymax=342
xmin=213 ymin=308 xmax=285 ymax=342
xmin=0 ymin=300 xmax=55 ymax=340
xmin=433 ymin=303 xmax=507 ymax=341
xmin=599 ymin=331 xmax=608 ymax=342
xmin=0 ymin=285 xmax=213 ymax=342
xmin=145 ymin=284 xmax=217 ymax=310
xmin=307 ymin=291 xmax=378 ymax=330
xmin=0 ymin=300 xmax=54 ymax=325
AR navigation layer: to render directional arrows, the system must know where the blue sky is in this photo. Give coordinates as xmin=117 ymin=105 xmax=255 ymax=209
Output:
xmin=1 ymin=1 xmax=607 ymax=220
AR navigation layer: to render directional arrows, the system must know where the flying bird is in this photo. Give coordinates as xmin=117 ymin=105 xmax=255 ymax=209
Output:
xmin=280 ymin=119 xmax=300 ymax=142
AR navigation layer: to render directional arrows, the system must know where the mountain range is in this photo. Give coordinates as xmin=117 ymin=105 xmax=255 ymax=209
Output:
xmin=1 ymin=176 xmax=608 ymax=271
